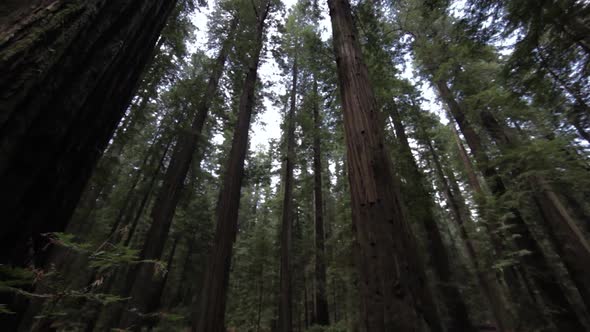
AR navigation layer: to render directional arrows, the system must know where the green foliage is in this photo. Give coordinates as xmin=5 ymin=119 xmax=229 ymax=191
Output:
xmin=15 ymin=0 xmax=590 ymax=331
xmin=45 ymin=233 xmax=166 ymax=274
xmin=307 ymin=321 xmax=349 ymax=332
xmin=0 ymin=266 xmax=35 ymax=289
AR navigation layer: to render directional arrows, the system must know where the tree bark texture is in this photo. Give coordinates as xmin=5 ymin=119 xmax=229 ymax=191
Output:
xmin=312 ymin=80 xmax=330 ymax=326
xmin=0 ymin=0 xmax=178 ymax=266
xmin=327 ymin=0 xmax=443 ymax=330
xmin=192 ymin=3 xmax=270 ymax=331
xmin=278 ymin=56 xmax=298 ymax=332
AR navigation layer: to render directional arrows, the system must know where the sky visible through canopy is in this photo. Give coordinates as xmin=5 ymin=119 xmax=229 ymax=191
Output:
xmin=188 ymin=0 xmax=502 ymax=152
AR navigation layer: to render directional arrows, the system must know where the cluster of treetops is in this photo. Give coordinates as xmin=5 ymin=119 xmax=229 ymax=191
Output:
xmin=0 ymin=0 xmax=589 ymax=331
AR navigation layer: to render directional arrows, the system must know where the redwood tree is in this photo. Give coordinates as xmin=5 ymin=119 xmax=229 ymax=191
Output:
xmin=278 ymin=57 xmax=298 ymax=332
xmin=327 ymin=0 xmax=442 ymax=330
xmin=117 ymin=16 xmax=236 ymax=330
xmin=0 ymin=0 xmax=180 ymax=266
xmin=192 ymin=1 xmax=273 ymax=330
xmin=312 ymin=79 xmax=330 ymax=326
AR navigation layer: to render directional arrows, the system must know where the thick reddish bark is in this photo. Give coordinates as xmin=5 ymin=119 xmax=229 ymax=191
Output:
xmin=312 ymin=80 xmax=330 ymax=326
xmin=327 ymin=0 xmax=443 ymax=330
xmin=279 ymin=57 xmax=298 ymax=332
xmin=0 ymin=0 xmax=178 ymax=266
xmin=192 ymin=3 xmax=271 ymax=331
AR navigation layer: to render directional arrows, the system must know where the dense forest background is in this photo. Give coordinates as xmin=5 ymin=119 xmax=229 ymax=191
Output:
xmin=1 ymin=0 xmax=589 ymax=331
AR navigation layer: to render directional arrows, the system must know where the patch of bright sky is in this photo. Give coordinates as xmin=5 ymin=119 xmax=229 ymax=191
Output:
xmin=189 ymin=0 xmax=333 ymax=153
xmin=188 ymin=0 xmax=516 ymax=153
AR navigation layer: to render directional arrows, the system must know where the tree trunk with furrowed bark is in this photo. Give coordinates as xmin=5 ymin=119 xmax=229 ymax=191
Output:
xmin=312 ymin=79 xmax=330 ymax=326
xmin=327 ymin=0 xmax=443 ymax=330
xmin=0 ymin=0 xmax=179 ymax=267
xmin=278 ymin=56 xmax=298 ymax=332
xmin=0 ymin=1 xmax=178 ymax=328
xmin=192 ymin=2 xmax=271 ymax=330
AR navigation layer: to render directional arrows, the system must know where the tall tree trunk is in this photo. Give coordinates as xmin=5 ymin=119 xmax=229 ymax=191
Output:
xmin=437 ymin=80 xmax=586 ymax=331
xmin=146 ymin=236 xmax=179 ymax=330
xmin=279 ymin=55 xmax=298 ymax=332
xmin=116 ymin=18 xmax=236 ymax=330
xmin=303 ymin=273 xmax=309 ymax=329
xmin=192 ymin=3 xmax=271 ymax=331
xmin=108 ymin=137 xmax=163 ymax=241
xmin=448 ymin=122 xmax=483 ymax=195
xmin=533 ymin=53 xmax=590 ymax=144
xmin=172 ymin=236 xmax=195 ymax=308
xmin=123 ymin=139 xmax=172 ymax=247
xmin=423 ymin=129 xmax=515 ymax=332
xmin=327 ymin=0 xmax=443 ymax=330
xmin=479 ymin=109 xmax=590 ymax=313
xmin=0 ymin=0 xmax=178 ymax=267
xmin=388 ymin=104 xmax=475 ymax=332
xmin=256 ymin=271 xmax=265 ymax=332
xmin=312 ymin=79 xmax=330 ymax=326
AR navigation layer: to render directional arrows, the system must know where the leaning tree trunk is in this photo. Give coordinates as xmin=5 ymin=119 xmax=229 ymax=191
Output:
xmin=327 ymin=0 xmax=443 ymax=330
xmin=437 ymin=80 xmax=586 ymax=331
xmin=278 ymin=56 xmax=298 ymax=332
xmin=192 ymin=3 xmax=271 ymax=331
xmin=116 ymin=18 xmax=236 ymax=330
xmin=388 ymin=104 xmax=475 ymax=332
xmin=312 ymin=79 xmax=330 ymax=326
xmin=479 ymin=109 xmax=590 ymax=314
xmin=146 ymin=236 xmax=179 ymax=330
xmin=421 ymin=127 xmax=515 ymax=332
xmin=0 ymin=0 xmax=178 ymax=267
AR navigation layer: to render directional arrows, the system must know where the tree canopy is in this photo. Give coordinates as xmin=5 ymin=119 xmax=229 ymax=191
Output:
xmin=1 ymin=0 xmax=590 ymax=331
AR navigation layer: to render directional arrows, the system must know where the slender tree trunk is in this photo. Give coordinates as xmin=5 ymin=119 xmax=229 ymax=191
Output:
xmin=423 ymin=130 xmax=515 ymax=332
xmin=437 ymin=80 xmax=586 ymax=331
xmin=279 ymin=55 xmax=298 ymax=332
xmin=0 ymin=0 xmax=178 ymax=267
xmin=448 ymin=122 xmax=483 ymax=194
xmin=332 ymin=277 xmax=338 ymax=323
xmin=58 ymin=138 xmax=170 ymax=332
xmin=116 ymin=18 xmax=236 ymax=330
xmin=146 ymin=236 xmax=179 ymax=330
xmin=327 ymin=0 xmax=443 ymax=330
xmin=303 ymin=274 xmax=309 ymax=329
xmin=311 ymin=80 xmax=330 ymax=326
xmin=172 ymin=237 xmax=195 ymax=308
xmin=192 ymin=4 xmax=271 ymax=331
xmin=109 ymin=137 xmax=162 ymax=240
xmin=389 ymin=104 xmax=475 ymax=332
xmin=123 ymin=140 xmax=172 ymax=247
xmin=479 ymin=109 xmax=590 ymax=313
xmin=256 ymin=273 xmax=265 ymax=332
xmin=534 ymin=53 xmax=590 ymax=144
